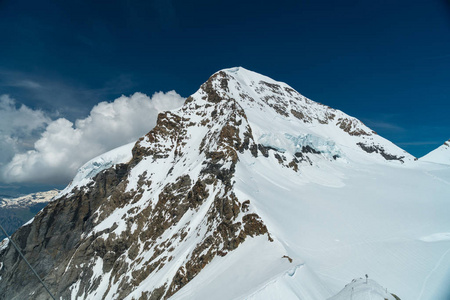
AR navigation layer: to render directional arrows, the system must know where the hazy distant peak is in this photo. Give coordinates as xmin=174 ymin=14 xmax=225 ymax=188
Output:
xmin=420 ymin=138 xmax=450 ymax=165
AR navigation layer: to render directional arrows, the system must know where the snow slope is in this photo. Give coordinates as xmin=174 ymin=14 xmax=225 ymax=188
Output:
xmin=421 ymin=139 xmax=450 ymax=165
xmin=233 ymin=152 xmax=450 ymax=300
xmin=329 ymin=278 xmax=399 ymax=300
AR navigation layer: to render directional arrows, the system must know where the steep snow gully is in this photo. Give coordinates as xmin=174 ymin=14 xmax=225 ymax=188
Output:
xmin=0 ymin=67 xmax=449 ymax=300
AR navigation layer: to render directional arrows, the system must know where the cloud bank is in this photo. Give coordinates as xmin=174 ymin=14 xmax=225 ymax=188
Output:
xmin=0 ymin=91 xmax=185 ymax=184
xmin=0 ymin=95 xmax=51 ymax=166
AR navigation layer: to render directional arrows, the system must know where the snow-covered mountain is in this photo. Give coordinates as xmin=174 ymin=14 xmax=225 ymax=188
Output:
xmin=0 ymin=190 xmax=59 ymax=239
xmin=420 ymin=139 xmax=450 ymax=165
xmin=0 ymin=190 xmax=59 ymax=209
xmin=0 ymin=67 xmax=449 ymax=300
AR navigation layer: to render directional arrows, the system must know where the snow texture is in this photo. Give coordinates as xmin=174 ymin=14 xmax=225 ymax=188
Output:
xmin=329 ymin=278 xmax=398 ymax=300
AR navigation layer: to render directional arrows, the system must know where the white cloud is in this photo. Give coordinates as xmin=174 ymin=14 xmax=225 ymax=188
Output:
xmin=1 ymin=91 xmax=185 ymax=184
xmin=0 ymin=95 xmax=51 ymax=166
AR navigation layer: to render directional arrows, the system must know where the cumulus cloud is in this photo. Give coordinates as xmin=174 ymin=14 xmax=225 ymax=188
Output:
xmin=0 ymin=95 xmax=51 ymax=166
xmin=1 ymin=91 xmax=185 ymax=184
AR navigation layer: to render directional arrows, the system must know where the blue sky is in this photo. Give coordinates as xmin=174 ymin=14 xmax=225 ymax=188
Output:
xmin=0 ymin=0 xmax=449 ymax=193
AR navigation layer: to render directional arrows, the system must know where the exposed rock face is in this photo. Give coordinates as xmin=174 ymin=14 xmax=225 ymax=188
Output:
xmin=0 ymin=165 xmax=131 ymax=299
xmin=357 ymin=142 xmax=405 ymax=162
xmin=336 ymin=118 xmax=372 ymax=136
xmin=0 ymin=67 xmax=414 ymax=300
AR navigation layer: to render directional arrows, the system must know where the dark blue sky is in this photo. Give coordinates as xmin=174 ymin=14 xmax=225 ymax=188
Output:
xmin=1 ymin=0 xmax=449 ymax=157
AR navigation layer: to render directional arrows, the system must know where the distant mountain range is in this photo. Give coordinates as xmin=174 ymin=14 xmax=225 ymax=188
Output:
xmin=1 ymin=67 xmax=449 ymax=300
xmin=0 ymin=190 xmax=59 ymax=237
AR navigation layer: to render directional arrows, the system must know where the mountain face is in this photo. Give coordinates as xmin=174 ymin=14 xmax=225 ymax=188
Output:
xmin=0 ymin=190 xmax=59 ymax=238
xmin=1 ymin=67 xmax=449 ymax=300
xmin=420 ymin=139 xmax=450 ymax=165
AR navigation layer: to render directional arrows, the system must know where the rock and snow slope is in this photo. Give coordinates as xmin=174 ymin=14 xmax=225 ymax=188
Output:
xmin=58 ymin=142 xmax=135 ymax=198
xmin=0 ymin=67 xmax=449 ymax=300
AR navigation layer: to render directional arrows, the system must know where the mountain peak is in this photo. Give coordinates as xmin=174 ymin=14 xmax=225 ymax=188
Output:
xmin=218 ymin=66 xmax=278 ymax=84
xmin=420 ymin=138 xmax=450 ymax=165
xmin=186 ymin=67 xmax=413 ymax=164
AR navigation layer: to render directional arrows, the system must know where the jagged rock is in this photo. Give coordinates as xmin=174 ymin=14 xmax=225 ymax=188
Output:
xmin=357 ymin=142 xmax=405 ymax=162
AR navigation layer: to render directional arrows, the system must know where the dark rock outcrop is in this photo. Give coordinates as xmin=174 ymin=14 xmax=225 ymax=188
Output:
xmin=357 ymin=142 xmax=405 ymax=162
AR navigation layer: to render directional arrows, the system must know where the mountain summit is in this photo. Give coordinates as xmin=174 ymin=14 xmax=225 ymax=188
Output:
xmin=420 ymin=139 xmax=450 ymax=165
xmin=182 ymin=67 xmax=412 ymax=164
xmin=0 ymin=68 xmax=449 ymax=300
